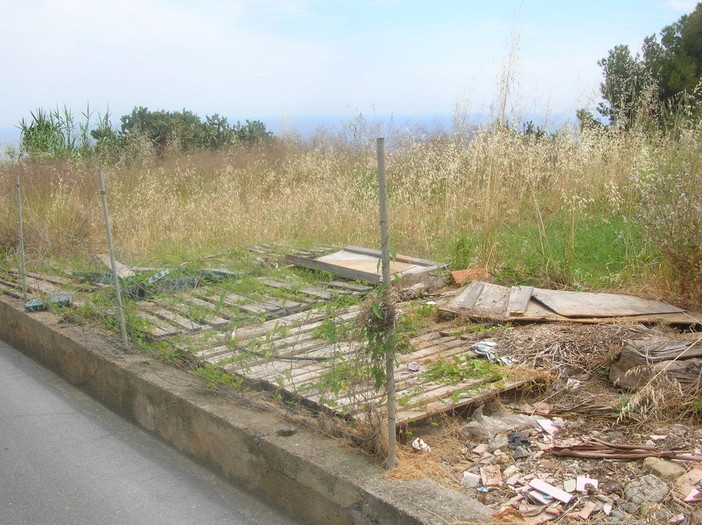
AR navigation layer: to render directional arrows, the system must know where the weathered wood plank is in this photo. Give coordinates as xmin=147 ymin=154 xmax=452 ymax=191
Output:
xmin=341 ymin=246 xmax=446 ymax=268
xmin=453 ymin=281 xmax=485 ymax=310
xmin=395 ymin=378 xmax=530 ymax=426
xmin=137 ymin=312 xmax=180 ymax=339
xmin=285 ymin=254 xmax=382 ymax=284
xmin=140 ymin=303 xmax=203 ymax=332
xmin=94 ymin=254 xmax=135 ymax=279
xmin=506 ymin=286 xmax=533 ymax=316
xmin=258 ymin=278 xmax=334 ymax=300
xmin=532 ymin=288 xmax=683 ymax=318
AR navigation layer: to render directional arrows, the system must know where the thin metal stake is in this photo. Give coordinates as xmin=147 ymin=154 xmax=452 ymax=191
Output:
xmin=376 ymin=137 xmax=396 ymax=469
xmin=98 ymin=170 xmax=129 ymax=347
xmin=15 ymin=174 xmax=27 ymax=301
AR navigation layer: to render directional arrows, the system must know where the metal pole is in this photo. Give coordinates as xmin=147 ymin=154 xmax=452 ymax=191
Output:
xmin=98 ymin=170 xmax=129 ymax=346
xmin=15 ymin=174 xmax=27 ymax=301
xmin=376 ymin=137 xmax=396 ymax=468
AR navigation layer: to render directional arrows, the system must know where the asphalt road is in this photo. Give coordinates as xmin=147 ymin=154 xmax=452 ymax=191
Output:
xmin=0 ymin=339 xmax=299 ymax=525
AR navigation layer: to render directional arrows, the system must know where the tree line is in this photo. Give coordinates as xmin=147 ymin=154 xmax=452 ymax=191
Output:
xmin=584 ymin=2 xmax=702 ymax=128
xmin=17 ymin=106 xmax=272 ymax=160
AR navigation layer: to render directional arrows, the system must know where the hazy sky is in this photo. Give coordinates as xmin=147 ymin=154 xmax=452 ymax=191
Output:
xmin=0 ymin=0 xmax=698 ymax=135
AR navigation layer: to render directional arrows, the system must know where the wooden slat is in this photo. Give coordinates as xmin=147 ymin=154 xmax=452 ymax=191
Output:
xmin=258 ymin=278 xmax=334 ymax=300
xmin=140 ymin=303 xmax=203 ymax=332
xmin=506 ymin=286 xmax=533 ymax=316
xmin=453 ymin=281 xmax=485 ymax=309
xmin=137 ymin=312 xmax=180 ymax=339
xmin=0 ymin=282 xmax=24 ymax=299
xmin=395 ymin=378 xmax=530 ymax=426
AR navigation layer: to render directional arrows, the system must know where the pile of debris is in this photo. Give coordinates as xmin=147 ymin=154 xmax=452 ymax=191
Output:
xmin=415 ymin=405 xmax=702 ymax=524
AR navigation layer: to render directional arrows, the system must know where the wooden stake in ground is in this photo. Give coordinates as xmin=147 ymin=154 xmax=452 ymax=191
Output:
xmin=98 ymin=170 xmax=129 ymax=347
xmin=15 ymin=173 xmax=27 ymax=301
xmin=376 ymin=137 xmax=396 ymax=469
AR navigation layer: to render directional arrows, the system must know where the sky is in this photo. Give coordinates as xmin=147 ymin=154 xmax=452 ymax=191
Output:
xmin=0 ymin=0 xmax=699 ymax=141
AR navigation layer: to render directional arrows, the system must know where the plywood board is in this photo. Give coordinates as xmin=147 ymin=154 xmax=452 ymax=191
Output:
xmin=286 ymin=246 xmax=446 ymax=284
xmin=532 ymin=288 xmax=682 ymax=318
xmin=441 ymin=281 xmax=695 ymax=325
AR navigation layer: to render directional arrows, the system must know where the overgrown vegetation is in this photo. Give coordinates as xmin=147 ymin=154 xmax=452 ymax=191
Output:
xmin=16 ymin=106 xmax=272 ymax=161
xmin=2 ymin=109 xmax=701 ymax=307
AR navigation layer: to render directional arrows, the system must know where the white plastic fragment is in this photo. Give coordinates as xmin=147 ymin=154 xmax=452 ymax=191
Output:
xmin=536 ymin=419 xmax=559 ymax=436
xmin=684 ymin=488 xmax=702 ymax=502
xmin=576 ymin=476 xmax=599 ymax=492
xmin=407 ymin=362 xmax=421 ymax=372
xmin=565 ymin=378 xmax=581 ymax=390
xmin=411 ymin=438 xmax=431 ymax=453
xmin=528 ymin=478 xmax=574 ymax=504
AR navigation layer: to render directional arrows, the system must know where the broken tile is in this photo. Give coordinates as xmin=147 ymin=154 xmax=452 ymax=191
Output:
xmin=529 ymin=479 xmax=574 ymax=504
xmin=563 ymin=479 xmax=577 ymax=493
xmin=461 ymin=471 xmax=481 ymax=487
xmin=472 ymin=443 xmax=489 ymax=455
xmin=480 ymin=464 xmax=502 ymax=486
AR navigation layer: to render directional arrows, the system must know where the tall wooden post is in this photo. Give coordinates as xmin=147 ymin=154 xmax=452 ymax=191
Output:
xmin=376 ymin=137 xmax=396 ymax=468
xmin=98 ymin=170 xmax=129 ymax=347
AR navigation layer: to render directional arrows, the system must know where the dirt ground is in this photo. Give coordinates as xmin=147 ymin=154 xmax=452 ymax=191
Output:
xmin=388 ymin=321 xmax=702 ymax=525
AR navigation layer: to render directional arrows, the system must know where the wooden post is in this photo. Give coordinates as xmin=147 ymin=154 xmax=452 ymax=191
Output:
xmin=15 ymin=174 xmax=27 ymax=300
xmin=376 ymin=137 xmax=396 ymax=468
xmin=98 ymin=170 xmax=129 ymax=347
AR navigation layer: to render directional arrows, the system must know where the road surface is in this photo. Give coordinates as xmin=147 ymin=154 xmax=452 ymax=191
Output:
xmin=0 ymin=339 xmax=299 ymax=525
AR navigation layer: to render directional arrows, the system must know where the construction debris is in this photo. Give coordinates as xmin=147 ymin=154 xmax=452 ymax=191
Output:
xmin=440 ymin=281 xmax=701 ymax=325
xmin=285 ymin=245 xmax=446 ymax=285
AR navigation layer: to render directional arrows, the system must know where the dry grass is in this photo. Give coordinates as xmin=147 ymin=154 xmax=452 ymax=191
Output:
xmin=0 ymin=119 xmax=700 ymax=306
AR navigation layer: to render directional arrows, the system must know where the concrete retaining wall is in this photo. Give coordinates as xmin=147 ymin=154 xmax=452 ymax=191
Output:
xmin=0 ymin=294 xmax=492 ymax=524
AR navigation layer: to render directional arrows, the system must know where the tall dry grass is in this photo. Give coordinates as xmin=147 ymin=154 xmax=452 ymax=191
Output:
xmin=0 ymin=116 xmax=699 ymax=305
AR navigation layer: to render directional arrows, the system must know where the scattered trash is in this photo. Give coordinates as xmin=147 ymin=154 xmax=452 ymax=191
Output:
xmin=508 ymin=431 xmax=531 ymax=450
xmin=480 ymin=465 xmax=503 ymax=486
xmin=470 ymin=341 xmax=515 ymax=366
xmin=563 ymin=479 xmax=577 ymax=493
xmin=673 ymin=469 xmax=702 ymax=502
xmin=24 ymin=294 xmax=73 ymax=312
xmin=462 ymin=406 xmax=541 ymax=439
xmin=536 ymin=419 xmax=560 ymax=436
xmin=576 ymin=476 xmax=598 ymax=492
xmin=547 ymin=437 xmax=702 ymax=462
xmin=407 ymin=362 xmax=421 ymax=372
xmin=411 ymin=438 xmax=431 ymax=453
xmin=461 ymin=471 xmax=481 ymax=487
xmin=567 ymin=500 xmax=596 ymax=520
xmin=528 ymin=479 xmax=573 ymax=504
xmin=565 ymin=378 xmax=581 ymax=391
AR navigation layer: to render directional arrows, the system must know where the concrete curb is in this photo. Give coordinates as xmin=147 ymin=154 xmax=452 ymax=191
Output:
xmin=0 ymin=295 xmax=493 ymax=524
